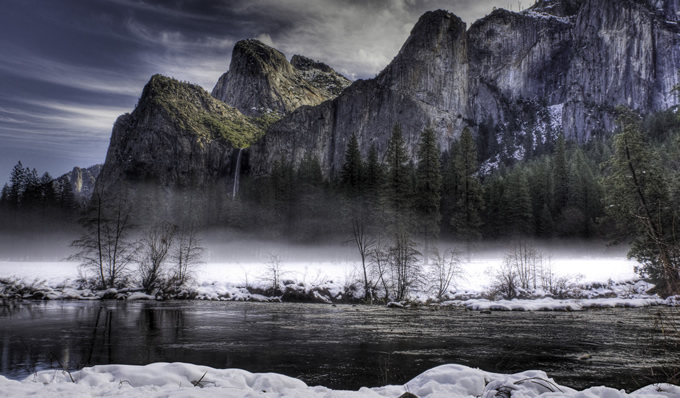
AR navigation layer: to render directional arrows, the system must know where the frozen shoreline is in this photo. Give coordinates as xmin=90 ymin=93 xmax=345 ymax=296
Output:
xmin=1 ymin=362 xmax=678 ymax=397
xmin=1 ymin=258 xmax=677 ymax=310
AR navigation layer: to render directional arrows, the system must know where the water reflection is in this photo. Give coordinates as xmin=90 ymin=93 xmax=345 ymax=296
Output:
xmin=0 ymin=300 xmax=678 ymax=391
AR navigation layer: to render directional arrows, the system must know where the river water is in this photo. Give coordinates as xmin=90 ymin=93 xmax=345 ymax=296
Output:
xmin=1 ymin=300 xmax=678 ymax=391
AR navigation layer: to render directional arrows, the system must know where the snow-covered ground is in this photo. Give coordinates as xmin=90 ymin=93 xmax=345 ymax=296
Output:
xmin=0 ymin=362 xmax=678 ymax=397
xmin=0 ymin=253 xmax=671 ymax=310
xmin=2 ymin=254 xmax=680 ymax=397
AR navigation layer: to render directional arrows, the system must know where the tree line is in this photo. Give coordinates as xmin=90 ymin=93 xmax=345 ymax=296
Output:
xmin=2 ymin=106 xmax=680 ymax=295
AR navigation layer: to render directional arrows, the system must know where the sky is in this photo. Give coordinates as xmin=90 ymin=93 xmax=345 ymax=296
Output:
xmin=0 ymin=0 xmax=516 ymax=186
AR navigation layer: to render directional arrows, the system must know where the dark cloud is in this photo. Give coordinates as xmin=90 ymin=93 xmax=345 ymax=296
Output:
xmin=0 ymin=0 xmax=510 ymax=184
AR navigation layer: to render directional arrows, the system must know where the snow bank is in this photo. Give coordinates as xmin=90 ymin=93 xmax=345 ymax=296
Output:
xmin=447 ymin=297 xmax=666 ymax=312
xmin=0 ymin=362 xmax=677 ymax=397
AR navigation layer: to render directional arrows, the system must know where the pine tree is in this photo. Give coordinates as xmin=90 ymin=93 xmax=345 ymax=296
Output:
xmin=415 ymin=127 xmax=442 ymax=261
xmin=7 ymin=161 xmax=27 ymax=207
xmin=295 ymin=152 xmax=326 ymax=240
xmin=505 ymin=168 xmax=534 ymax=236
xmin=270 ymin=158 xmax=295 ymax=234
xmin=553 ymin=133 xmax=568 ymax=213
xmin=40 ymin=172 xmax=56 ymax=206
xmin=56 ymin=175 xmax=77 ymax=210
xmin=604 ymin=108 xmax=680 ymax=295
xmin=536 ymin=202 xmax=555 ymax=237
xmin=340 ymin=133 xmax=363 ymax=196
xmin=481 ymin=175 xmax=503 ymax=239
xmin=22 ymin=168 xmax=41 ymax=209
xmin=384 ymin=124 xmax=413 ymax=227
xmin=364 ymin=143 xmax=383 ymax=201
xmin=450 ymin=128 xmax=485 ymax=244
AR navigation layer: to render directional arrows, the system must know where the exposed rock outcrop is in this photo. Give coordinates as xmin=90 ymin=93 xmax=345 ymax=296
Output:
xmin=562 ymin=0 xmax=680 ymax=140
xmin=96 ymin=75 xmax=262 ymax=193
xmin=250 ymin=0 xmax=680 ymax=177
xmin=250 ymin=10 xmax=468 ymax=177
xmin=61 ymin=164 xmax=101 ymax=199
xmin=211 ymin=39 xmax=351 ymax=116
xmin=98 ymin=0 xmax=680 ymax=189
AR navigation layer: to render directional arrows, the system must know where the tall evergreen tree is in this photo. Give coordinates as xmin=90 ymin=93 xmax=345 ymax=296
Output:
xmin=384 ymin=124 xmax=413 ymax=227
xmin=450 ymin=128 xmax=484 ymax=244
xmin=505 ymin=168 xmax=534 ymax=236
xmin=364 ymin=143 xmax=383 ymax=200
xmin=604 ymin=108 xmax=680 ymax=295
xmin=7 ymin=161 xmax=27 ymax=207
xmin=415 ymin=127 xmax=442 ymax=261
xmin=553 ymin=133 xmax=568 ymax=213
xmin=340 ymin=133 xmax=363 ymax=196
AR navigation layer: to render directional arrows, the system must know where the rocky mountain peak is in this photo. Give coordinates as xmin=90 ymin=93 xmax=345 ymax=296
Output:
xmin=290 ymin=54 xmax=332 ymax=73
xmin=291 ymin=54 xmax=352 ymax=97
xmin=211 ymin=39 xmax=350 ymax=117
xmin=96 ymin=74 xmax=263 ymax=194
xmin=527 ymin=0 xmax=584 ymax=17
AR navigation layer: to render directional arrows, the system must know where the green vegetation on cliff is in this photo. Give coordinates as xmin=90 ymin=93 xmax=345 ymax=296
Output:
xmin=143 ymin=75 xmax=265 ymax=148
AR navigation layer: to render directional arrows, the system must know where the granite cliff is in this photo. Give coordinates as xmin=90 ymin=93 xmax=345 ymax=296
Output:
xmin=96 ymin=75 xmax=263 ymax=193
xmin=60 ymin=164 xmax=102 ymax=200
xmin=98 ymin=0 xmax=680 ymax=189
xmin=211 ymin=39 xmax=351 ymax=116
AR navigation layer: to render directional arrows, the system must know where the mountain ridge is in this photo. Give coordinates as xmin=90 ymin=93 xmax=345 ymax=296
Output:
xmin=97 ymin=0 xmax=680 ymax=191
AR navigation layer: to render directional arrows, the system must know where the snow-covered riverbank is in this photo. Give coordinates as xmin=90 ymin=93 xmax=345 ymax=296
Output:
xmin=1 ymin=362 xmax=678 ymax=397
xmin=1 ymin=257 xmax=676 ymax=310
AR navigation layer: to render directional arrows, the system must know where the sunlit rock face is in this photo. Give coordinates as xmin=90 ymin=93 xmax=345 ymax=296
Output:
xmin=62 ymin=164 xmax=101 ymax=199
xmin=211 ymin=39 xmax=351 ymax=117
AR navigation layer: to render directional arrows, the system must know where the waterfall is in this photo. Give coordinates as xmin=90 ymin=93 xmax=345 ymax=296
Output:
xmin=232 ymin=148 xmax=243 ymax=200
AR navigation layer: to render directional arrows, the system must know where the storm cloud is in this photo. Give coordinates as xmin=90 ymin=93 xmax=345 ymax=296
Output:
xmin=0 ymin=0 xmax=512 ymax=184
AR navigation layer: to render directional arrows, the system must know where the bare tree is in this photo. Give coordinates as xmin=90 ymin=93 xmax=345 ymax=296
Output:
xmin=348 ymin=213 xmax=377 ymax=302
xmin=505 ymin=240 xmax=541 ymax=290
xmin=388 ymin=229 xmax=421 ymax=301
xmin=371 ymin=237 xmax=392 ymax=301
xmin=428 ymin=247 xmax=463 ymax=300
xmin=264 ymin=253 xmax=285 ymax=295
xmin=138 ymin=221 xmax=177 ymax=293
xmin=70 ymin=190 xmax=138 ymax=289
xmin=171 ymin=224 xmax=204 ymax=287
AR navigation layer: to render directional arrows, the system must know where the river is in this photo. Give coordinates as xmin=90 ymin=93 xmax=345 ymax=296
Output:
xmin=1 ymin=300 xmax=677 ymax=391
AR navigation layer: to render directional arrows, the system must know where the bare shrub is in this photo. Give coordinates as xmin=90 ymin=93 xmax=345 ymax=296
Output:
xmin=388 ymin=229 xmax=421 ymax=301
xmin=170 ymin=225 xmax=204 ymax=287
xmin=490 ymin=241 xmax=581 ymax=299
xmin=370 ymin=237 xmax=392 ymax=301
xmin=138 ymin=221 xmax=176 ymax=293
xmin=263 ymin=253 xmax=286 ymax=295
xmin=428 ymin=247 xmax=463 ymax=300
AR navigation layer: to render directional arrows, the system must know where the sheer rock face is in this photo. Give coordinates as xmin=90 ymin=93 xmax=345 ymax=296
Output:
xmin=97 ymin=0 xmax=680 ymax=188
xmin=467 ymin=7 xmax=574 ymax=126
xmin=211 ymin=39 xmax=351 ymax=116
xmin=251 ymin=0 xmax=680 ymax=177
xmin=96 ymin=75 xmax=256 ymax=193
xmin=62 ymin=164 xmax=101 ymax=199
xmin=563 ymin=0 xmax=680 ymax=141
xmin=250 ymin=10 xmax=469 ymax=177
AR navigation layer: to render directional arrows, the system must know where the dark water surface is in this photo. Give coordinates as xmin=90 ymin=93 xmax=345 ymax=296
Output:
xmin=1 ymin=300 xmax=678 ymax=391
